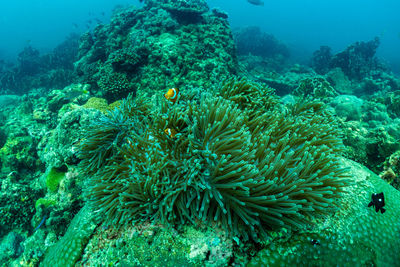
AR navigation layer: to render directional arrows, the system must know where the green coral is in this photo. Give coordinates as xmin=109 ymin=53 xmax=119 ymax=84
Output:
xmin=248 ymin=159 xmax=400 ymax=266
xmin=35 ymin=198 xmax=57 ymax=210
xmin=74 ymin=3 xmax=237 ymax=100
xmin=82 ymin=97 xmax=109 ymax=112
xmin=78 ymin=78 xmax=350 ymax=240
xmin=0 ymin=180 xmax=39 ymax=237
xmin=79 ymin=224 xmax=230 ymax=266
xmin=46 ymin=167 xmax=66 ymax=193
xmin=293 ymin=76 xmax=338 ymax=99
xmin=0 ymin=135 xmax=37 ymax=172
xmin=41 ymin=205 xmax=98 ymax=267
xmin=386 ymin=90 xmax=400 ymax=117
xmin=97 ymin=65 xmax=135 ymax=101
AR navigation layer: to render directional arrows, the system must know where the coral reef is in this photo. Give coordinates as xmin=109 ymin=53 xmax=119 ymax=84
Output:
xmin=248 ymin=159 xmax=400 ymax=266
xmin=234 ymin=26 xmax=289 ymax=59
xmin=82 ymin=97 xmax=109 ymax=112
xmin=330 ymin=95 xmax=364 ymax=121
xmin=0 ymin=34 xmax=79 ymax=95
xmin=45 ymin=167 xmax=66 ymax=193
xmin=247 ymin=69 xmax=315 ymax=96
xmin=41 ymin=205 xmax=99 ymax=267
xmin=147 ymin=0 xmax=209 ymax=22
xmin=293 ymin=76 xmax=338 ymax=99
xmin=80 ymin=223 xmax=232 ymax=266
xmin=330 ymin=37 xmax=382 ymax=80
xmin=330 ymin=92 xmax=400 ymax=172
xmin=325 ymin=67 xmax=353 ymax=95
xmin=35 ymin=158 xmax=400 ymax=266
xmin=75 ymin=2 xmax=237 ymax=101
xmin=0 ymin=173 xmax=42 ymax=238
xmin=78 ymin=79 xmax=349 ymax=242
xmin=340 ymin=119 xmax=400 ymax=173
xmin=383 ymin=90 xmax=400 ymax=117
xmin=311 ymin=45 xmax=332 ymax=75
xmin=0 ymin=232 xmax=24 ymax=265
xmin=39 ymin=102 xmax=102 ymax=168
xmin=311 ymin=37 xmax=385 ymax=82
xmin=0 ymin=91 xmax=53 ymax=239
xmin=1 ymin=2 xmax=400 ymax=266
xmin=234 ymin=26 xmax=290 ymax=75
xmin=0 ymin=84 xmax=99 ymax=264
xmin=380 ymin=150 xmax=400 ymax=190
xmin=0 ymin=135 xmax=38 ymax=173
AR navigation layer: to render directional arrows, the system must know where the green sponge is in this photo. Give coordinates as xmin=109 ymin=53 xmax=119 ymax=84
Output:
xmin=46 ymin=167 xmax=66 ymax=193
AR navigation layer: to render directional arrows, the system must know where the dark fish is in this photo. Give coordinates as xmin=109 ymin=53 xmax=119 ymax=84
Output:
xmin=247 ymin=0 xmax=264 ymax=6
xmin=311 ymin=239 xmax=320 ymax=246
xmin=368 ymin=192 xmax=386 ymax=213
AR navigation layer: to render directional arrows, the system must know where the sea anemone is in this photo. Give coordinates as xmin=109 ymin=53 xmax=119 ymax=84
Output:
xmin=78 ymin=78 xmax=350 ymax=240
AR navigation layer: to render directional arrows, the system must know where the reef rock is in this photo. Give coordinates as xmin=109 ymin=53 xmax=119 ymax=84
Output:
xmin=36 ymin=158 xmax=400 ymax=266
xmin=75 ymin=3 xmax=237 ymax=101
xmin=249 ymin=158 xmax=400 ymax=266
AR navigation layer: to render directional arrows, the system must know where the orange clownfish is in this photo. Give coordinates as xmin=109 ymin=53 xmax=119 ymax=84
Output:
xmin=164 ymin=88 xmax=179 ymax=104
xmin=164 ymin=128 xmax=178 ymax=138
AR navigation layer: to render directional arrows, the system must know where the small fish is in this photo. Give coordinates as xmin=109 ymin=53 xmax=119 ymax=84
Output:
xmin=368 ymin=192 xmax=386 ymax=213
xmin=247 ymin=0 xmax=264 ymax=6
xmin=310 ymin=239 xmax=320 ymax=246
xmin=164 ymin=88 xmax=179 ymax=104
xmin=33 ymin=216 xmax=46 ymax=232
xmin=164 ymin=128 xmax=178 ymax=138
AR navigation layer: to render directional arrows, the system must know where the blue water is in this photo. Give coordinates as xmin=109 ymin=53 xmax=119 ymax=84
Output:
xmin=0 ymin=0 xmax=399 ymax=72
xmin=212 ymin=0 xmax=400 ymax=70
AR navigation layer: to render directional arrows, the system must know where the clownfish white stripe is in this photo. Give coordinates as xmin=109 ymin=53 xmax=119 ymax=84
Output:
xmin=171 ymin=88 xmax=177 ymax=99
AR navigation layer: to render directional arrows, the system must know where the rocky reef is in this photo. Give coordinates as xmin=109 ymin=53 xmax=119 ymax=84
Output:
xmin=233 ymin=26 xmax=291 ymax=81
xmin=312 ymin=37 xmax=383 ymax=79
xmin=75 ymin=0 xmax=237 ymax=101
xmin=0 ymin=34 xmax=79 ymax=95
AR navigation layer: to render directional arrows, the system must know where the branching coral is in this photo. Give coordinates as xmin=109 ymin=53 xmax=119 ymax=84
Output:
xmin=78 ymin=78 xmax=350 ymax=240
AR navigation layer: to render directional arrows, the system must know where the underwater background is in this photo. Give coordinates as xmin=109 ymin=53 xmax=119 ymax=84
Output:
xmin=0 ymin=0 xmax=400 ymax=266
